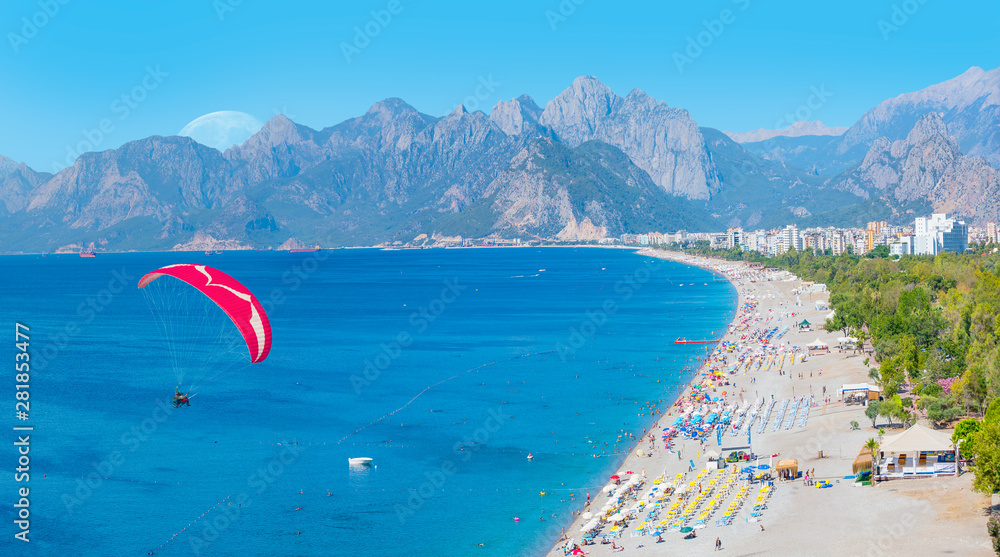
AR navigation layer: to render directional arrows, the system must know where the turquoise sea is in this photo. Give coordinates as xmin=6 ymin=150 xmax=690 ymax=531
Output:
xmin=1 ymin=248 xmax=735 ymax=556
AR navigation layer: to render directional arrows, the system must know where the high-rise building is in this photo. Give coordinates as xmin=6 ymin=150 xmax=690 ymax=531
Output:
xmin=987 ymin=222 xmax=998 ymax=243
xmin=912 ymin=213 xmax=968 ymax=255
xmin=831 ymin=233 xmax=846 ymax=255
xmin=726 ymin=227 xmax=743 ymax=249
xmin=779 ymin=225 xmax=801 ymax=252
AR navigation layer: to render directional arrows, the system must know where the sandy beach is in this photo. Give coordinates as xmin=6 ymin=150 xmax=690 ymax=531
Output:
xmin=547 ymin=249 xmax=993 ymax=557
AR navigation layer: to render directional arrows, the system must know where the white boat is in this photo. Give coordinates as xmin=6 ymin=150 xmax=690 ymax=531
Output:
xmin=349 ymin=457 xmax=374 ymax=466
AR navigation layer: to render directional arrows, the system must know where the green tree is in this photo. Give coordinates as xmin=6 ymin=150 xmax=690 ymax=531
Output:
xmin=953 ymin=418 xmax=981 ymax=458
xmin=865 ymin=402 xmax=881 ymax=428
xmin=864 ymin=438 xmax=880 ymax=486
xmin=971 ymin=420 xmax=1000 ymax=495
xmin=987 ymin=515 xmax=1000 ymax=556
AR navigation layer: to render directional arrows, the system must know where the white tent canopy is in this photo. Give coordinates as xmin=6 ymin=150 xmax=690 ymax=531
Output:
xmin=808 ymin=338 xmax=828 ymax=347
xmin=841 ymin=383 xmax=878 ymax=393
xmin=881 ymin=423 xmax=954 ymax=453
xmin=837 ymin=336 xmax=858 ymax=343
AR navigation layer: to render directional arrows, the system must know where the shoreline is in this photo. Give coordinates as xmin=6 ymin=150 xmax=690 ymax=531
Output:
xmin=546 ymin=249 xmax=992 ymax=556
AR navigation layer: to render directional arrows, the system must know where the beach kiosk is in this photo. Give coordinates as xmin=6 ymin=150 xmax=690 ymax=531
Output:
xmin=840 ymin=383 xmax=879 ymax=405
xmin=877 ymin=423 xmax=957 ymax=479
xmin=798 ymin=319 xmax=812 ymax=332
xmin=776 ymin=459 xmax=798 ymax=480
xmin=807 ymin=338 xmax=829 ymax=355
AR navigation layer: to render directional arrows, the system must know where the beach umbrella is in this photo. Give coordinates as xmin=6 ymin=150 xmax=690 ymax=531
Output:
xmin=758 ymin=464 xmax=770 ymax=470
xmin=610 ymin=474 xmax=620 ymax=480
xmin=680 ymin=527 xmax=694 ymax=533
xmin=582 ymin=512 xmax=593 ymax=520
xmin=652 ymin=531 xmax=662 ymax=536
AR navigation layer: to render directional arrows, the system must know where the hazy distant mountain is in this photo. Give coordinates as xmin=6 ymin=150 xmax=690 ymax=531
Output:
xmin=838 ymin=66 xmax=1000 ymax=168
xmin=831 ymin=113 xmax=1000 ymax=223
xmin=743 ymin=66 xmax=1000 ymax=175
xmin=0 ymin=69 xmax=996 ymax=253
xmin=724 ymin=121 xmax=848 ymax=143
xmin=0 ymin=155 xmax=50 ymax=216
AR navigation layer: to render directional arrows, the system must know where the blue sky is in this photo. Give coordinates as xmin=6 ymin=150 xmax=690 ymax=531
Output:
xmin=1 ymin=0 xmax=997 ymax=171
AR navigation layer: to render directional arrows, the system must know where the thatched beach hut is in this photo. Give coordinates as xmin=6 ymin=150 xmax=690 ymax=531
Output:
xmin=776 ymin=459 xmax=798 ymax=479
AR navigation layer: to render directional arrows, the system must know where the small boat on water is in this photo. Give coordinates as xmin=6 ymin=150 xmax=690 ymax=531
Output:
xmin=290 ymin=248 xmax=320 ymax=253
xmin=80 ymin=251 xmax=96 ymax=257
xmin=349 ymin=457 xmax=374 ymax=467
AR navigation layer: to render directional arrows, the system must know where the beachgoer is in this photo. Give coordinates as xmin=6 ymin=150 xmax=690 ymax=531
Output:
xmin=759 ymin=524 xmax=765 ymax=532
xmin=716 ymin=537 xmax=722 ymax=550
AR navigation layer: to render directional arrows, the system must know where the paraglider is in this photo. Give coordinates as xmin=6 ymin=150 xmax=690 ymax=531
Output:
xmin=172 ymin=388 xmax=191 ymax=408
xmin=139 ymin=263 xmax=272 ymax=402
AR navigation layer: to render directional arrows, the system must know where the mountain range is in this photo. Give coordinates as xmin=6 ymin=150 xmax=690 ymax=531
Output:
xmin=0 ymin=66 xmax=997 ymax=253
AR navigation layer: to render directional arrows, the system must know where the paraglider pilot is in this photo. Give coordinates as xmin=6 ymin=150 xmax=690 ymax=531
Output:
xmin=173 ymin=389 xmax=190 ymax=408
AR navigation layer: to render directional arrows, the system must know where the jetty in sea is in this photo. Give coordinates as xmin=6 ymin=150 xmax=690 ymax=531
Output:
xmin=674 ymin=337 xmax=719 ymax=344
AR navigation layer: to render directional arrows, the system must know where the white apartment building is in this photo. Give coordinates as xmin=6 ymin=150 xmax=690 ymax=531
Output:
xmin=912 ymin=213 xmax=969 ymax=255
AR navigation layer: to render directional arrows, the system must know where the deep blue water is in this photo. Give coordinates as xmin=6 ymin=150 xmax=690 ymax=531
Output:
xmin=1 ymin=248 xmax=735 ymax=557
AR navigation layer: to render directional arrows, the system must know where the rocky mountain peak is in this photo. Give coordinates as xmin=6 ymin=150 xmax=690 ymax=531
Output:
xmin=838 ymin=65 xmax=1000 ymax=168
xmin=237 ymin=114 xmax=312 ymax=152
xmin=903 ymin=112 xmax=955 ymax=148
xmin=365 ymin=97 xmax=421 ymax=121
xmin=539 ymin=77 xmax=718 ymax=200
xmin=0 ymin=155 xmax=17 ymax=176
xmin=490 ymin=94 xmax=542 ymax=135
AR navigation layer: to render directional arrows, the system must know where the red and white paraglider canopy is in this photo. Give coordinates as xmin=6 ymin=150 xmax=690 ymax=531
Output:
xmin=138 ymin=264 xmax=272 ymax=363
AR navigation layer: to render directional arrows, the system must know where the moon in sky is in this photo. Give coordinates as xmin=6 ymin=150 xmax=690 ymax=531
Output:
xmin=178 ymin=111 xmax=263 ymax=152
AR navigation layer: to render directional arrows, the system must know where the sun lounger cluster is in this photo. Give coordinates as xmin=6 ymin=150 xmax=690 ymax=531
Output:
xmin=795 ymin=397 xmax=810 ymax=427
xmin=714 ymin=480 xmax=753 ymax=526
xmin=673 ymin=468 xmax=729 ymax=529
xmin=771 ymin=398 xmax=790 ymax=432
xmin=781 ymin=397 xmax=801 ymax=430
xmin=747 ymin=483 xmax=774 ymax=521
xmin=692 ymin=467 xmax=741 ymax=527
xmin=756 ymin=399 xmax=777 ymax=434
xmin=735 ymin=399 xmax=765 ymax=437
